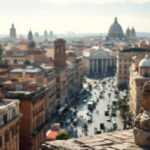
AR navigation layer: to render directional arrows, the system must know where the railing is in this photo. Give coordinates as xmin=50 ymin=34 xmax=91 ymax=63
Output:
xmin=0 ymin=114 xmax=20 ymax=128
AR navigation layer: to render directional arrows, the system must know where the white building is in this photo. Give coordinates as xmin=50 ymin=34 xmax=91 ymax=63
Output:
xmin=83 ymin=46 xmax=116 ymax=76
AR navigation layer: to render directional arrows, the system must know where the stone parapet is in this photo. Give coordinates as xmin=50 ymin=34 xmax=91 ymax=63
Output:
xmin=41 ymin=130 xmax=144 ymax=150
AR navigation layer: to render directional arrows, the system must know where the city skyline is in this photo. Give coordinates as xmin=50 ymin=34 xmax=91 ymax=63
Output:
xmin=0 ymin=0 xmax=150 ymax=35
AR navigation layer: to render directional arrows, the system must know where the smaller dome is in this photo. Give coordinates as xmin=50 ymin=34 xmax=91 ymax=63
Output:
xmin=139 ymin=55 xmax=150 ymax=67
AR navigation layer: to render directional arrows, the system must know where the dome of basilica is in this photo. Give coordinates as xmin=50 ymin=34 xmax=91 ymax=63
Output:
xmin=108 ymin=17 xmax=124 ymax=40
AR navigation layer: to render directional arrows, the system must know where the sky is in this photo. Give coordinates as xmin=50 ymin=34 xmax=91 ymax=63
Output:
xmin=0 ymin=0 xmax=150 ymax=35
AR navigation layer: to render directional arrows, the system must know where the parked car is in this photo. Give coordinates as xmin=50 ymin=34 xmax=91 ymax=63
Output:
xmin=112 ymin=99 xmax=118 ymax=105
xmin=112 ymin=117 xmax=116 ymax=124
xmin=107 ymin=117 xmax=111 ymax=122
xmin=87 ymin=101 xmax=94 ymax=110
xmin=100 ymin=123 xmax=105 ymax=130
xmin=87 ymin=116 xmax=92 ymax=123
xmin=87 ymin=112 xmax=92 ymax=117
xmin=73 ymin=118 xmax=78 ymax=126
xmin=107 ymin=104 xmax=111 ymax=109
xmin=105 ymin=110 xmax=109 ymax=116
xmin=111 ymin=110 xmax=117 ymax=117
xmin=83 ymin=99 xmax=87 ymax=103
xmin=66 ymin=119 xmax=71 ymax=125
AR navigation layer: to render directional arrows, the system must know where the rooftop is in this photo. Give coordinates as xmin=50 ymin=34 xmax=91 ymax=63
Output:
xmin=41 ymin=130 xmax=147 ymax=150
xmin=0 ymin=99 xmax=19 ymax=109
xmin=6 ymin=86 xmax=46 ymax=101
xmin=121 ymin=48 xmax=150 ymax=53
xmin=10 ymin=65 xmax=42 ymax=73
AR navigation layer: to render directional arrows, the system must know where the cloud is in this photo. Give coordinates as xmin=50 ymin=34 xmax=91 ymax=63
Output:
xmin=39 ymin=0 xmax=150 ymax=5
xmin=40 ymin=0 xmax=128 ymax=5
xmin=135 ymin=0 xmax=150 ymax=3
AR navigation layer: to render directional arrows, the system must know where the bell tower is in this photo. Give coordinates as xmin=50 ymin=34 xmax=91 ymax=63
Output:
xmin=54 ymin=39 xmax=66 ymax=69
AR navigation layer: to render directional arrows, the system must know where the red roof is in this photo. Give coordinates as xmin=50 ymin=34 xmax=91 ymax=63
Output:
xmin=47 ymin=131 xmax=59 ymax=140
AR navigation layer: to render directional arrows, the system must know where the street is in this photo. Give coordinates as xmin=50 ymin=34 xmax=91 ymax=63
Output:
xmin=52 ymin=76 xmax=128 ymax=138
xmin=75 ymin=76 xmax=124 ymax=137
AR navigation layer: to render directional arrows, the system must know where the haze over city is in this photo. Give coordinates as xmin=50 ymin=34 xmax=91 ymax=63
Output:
xmin=0 ymin=0 xmax=150 ymax=34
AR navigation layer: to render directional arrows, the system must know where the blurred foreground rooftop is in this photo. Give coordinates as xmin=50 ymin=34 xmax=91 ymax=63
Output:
xmin=41 ymin=129 xmax=149 ymax=150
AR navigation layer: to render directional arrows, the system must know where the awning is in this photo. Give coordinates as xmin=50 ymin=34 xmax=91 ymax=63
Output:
xmin=47 ymin=131 xmax=59 ymax=140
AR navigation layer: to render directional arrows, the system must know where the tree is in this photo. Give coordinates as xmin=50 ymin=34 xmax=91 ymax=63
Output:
xmin=56 ymin=131 xmax=69 ymax=140
xmin=0 ymin=45 xmax=4 ymax=60
xmin=24 ymin=60 xmax=31 ymax=65
xmin=88 ymin=83 xmax=92 ymax=91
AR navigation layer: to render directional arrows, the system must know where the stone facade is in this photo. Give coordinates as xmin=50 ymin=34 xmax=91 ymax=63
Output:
xmin=134 ymin=81 xmax=150 ymax=147
xmin=0 ymin=99 xmax=21 ymax=150
xmin=116 ymin=48 xmax=150 ymax=87
xmin=129 ymin=55 xmax=150 ymax=117
xmin=54 ymin=39 xmax=66 ymax=69
xmin=42 ymin=66 xmax=57 ymax=123
xmin=83 ymin=47 xmax=115 ymax=76
xmin=5 ymin=83 xmax=47 ymax=150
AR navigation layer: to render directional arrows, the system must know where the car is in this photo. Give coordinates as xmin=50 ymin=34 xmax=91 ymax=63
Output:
xmin=107 ymin=117 xmax=111 ymax=122
xmin=87 ymin=112 xmax=92 ymax=117
xmin=107 ymin=104 xmax=111 ymax=109
xmin=112 ymin=99 xmax=118 ymax=105
xmin=111 ymin=110 xmax=117 ymax=117
xmin=105 ymin=110 xmax=109 ymax=116
xmin=113 ymin=123 xmax=117 ymax=130
xmin=82 ymin=94 xmax=88 ymax=99
xmin=112 ymin=117 xmax=116 ymax=124
xmin=99 ymin=95 xmax=103 ymax=99
xmin=66 ymin=119 xmax=71 ymax=124
xmin=83 ymin=99 xmax=87 ymax=103
xmin=87 ymin=101 xmax=94 ymax=110
xmin=100 ymin=123 xmax=105 ymax=130
xmin=114 ymin=90 xmax=119 ymax=95
xmin=87 ymin=116 xmax=92 ymax=123
xmin=73 ymin=118 xmax=78 ymax=126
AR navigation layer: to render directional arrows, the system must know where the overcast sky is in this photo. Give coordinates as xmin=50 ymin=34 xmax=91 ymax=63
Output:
xmin=0 ymin=0 xmax=150 ymax=35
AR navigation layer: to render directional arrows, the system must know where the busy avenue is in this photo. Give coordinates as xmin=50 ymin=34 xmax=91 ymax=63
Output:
xmin=52 ymin=76 xmax=128 ymax=138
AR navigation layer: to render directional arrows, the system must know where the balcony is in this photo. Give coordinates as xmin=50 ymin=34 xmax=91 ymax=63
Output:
xmin=0 ymin=114 xmax=21 ymax=129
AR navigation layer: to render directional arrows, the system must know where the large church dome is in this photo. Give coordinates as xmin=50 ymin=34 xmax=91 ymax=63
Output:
xmin=108 ymin=17 xmax=124 ymax=40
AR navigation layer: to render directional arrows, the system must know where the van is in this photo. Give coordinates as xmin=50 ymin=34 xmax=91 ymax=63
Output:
xmin=87 ymin=101 xmax=94 ymax=109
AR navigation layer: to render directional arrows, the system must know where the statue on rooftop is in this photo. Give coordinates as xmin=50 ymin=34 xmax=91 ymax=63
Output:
xmin=134 ymin=81 xmax=150 ymax=146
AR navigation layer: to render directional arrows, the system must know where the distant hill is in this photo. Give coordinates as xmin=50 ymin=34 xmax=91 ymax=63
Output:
xmin=136 ymin=32 xmax=150 ymax=38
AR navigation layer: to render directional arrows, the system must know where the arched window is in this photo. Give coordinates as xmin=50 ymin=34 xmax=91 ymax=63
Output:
xmin=56 ymin=48 xmax=60 ymax=54
xmin=143 ymin=71 xmax=149 ymax=77
xmin=0 ymin=136 xmax=2 ymax=148
xmin=5 ymin=130 xmax=9 ymax=143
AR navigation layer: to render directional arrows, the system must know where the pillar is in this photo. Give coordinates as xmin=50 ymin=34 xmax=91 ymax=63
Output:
xmin=101 ymin=59 xmax=103 ymax=72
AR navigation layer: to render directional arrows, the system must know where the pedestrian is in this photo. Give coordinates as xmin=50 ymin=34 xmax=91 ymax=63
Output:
xmin=97 ymin=110 xmax=99 ymax=114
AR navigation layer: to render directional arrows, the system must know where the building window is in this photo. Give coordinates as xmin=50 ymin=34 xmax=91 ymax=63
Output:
xmin=56 ymin=48 xmax=60 ymax=54
xmin=5 ymin=130 xmax=9 ymax=143
xmin=0 ymin=136 xmax=2 ymax=148
xmin=30 ymin=75 xmax=34 ymax=78
xmin=3 ymin=114 xmax=8 ymax=124
xmin=56 ymin=77 xmax=60 ymax=82
xmin=12 ymin=109 xmax=16 ymax=118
